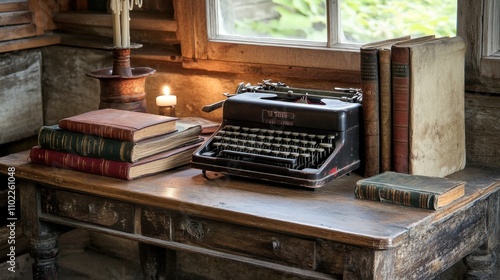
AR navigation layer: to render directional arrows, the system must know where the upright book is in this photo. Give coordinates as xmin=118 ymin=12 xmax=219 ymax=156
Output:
xmin=58 ymin=108 xmax=177 ymax=142
xmin=354 ymin=171 xmax=465 ymax=210
xmin=37 ymin=123 xmax=202 ymax=163
xmin=391 ymin=36 xmax=466 ymax=177
xmin=378 ymin=36 xmax=411 ymax=172
xmin=29 ymin=140 xmax=203 ymax=180
xmin=360 ymin=36 xmax=410 ymax=177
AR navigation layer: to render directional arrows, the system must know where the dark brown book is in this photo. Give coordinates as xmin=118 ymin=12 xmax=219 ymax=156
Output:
xmin=354 ymin=171 xmax=465 ymax=210
xmin=378 ymin=36 xmax=411 ymax=172
xmin=391 ymin=36 xmax=436 ymax=174
xmin=29 ymin=140 xmax=203 ymax=180
xmin=360 ymin=36 xmax=411 ymax=177
xmin=58 ymin=109 xmax=177 ymax=142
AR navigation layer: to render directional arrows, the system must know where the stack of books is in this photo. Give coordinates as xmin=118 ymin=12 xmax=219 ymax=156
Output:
xmin=360 ymin=35 xmax=466 ymax=178
xmin=29 ymin=109 xmax=203 ymax=180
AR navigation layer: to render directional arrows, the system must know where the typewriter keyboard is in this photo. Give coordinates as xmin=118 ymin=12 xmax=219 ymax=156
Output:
xmin=201 ymin=125 xmax=338 ymax=170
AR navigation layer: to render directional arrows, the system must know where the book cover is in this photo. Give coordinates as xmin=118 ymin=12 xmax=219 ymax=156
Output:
xmin=378 ymin=36 xmax=412 ymax=172
xmin=38 ymin=123 xmax=202 ymax=163
xmin=29 ymin=140 xmax=203 ymax=180
xmin=360 ymin=36 xmax=411 ymax=177
xmin=354 ymin=171 xmax=465 ymax=210
xmin=58 ymin=108 xmax=177 ymax=142
xmin=408 ymin=36 xmax=466 ymax=177
xmin=390 ymin=35 xmax=436 ymax=174
xmin=178 ymin=117 xmax=220 ymax=134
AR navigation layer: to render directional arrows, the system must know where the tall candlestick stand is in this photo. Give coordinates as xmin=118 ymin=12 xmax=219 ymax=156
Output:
xmin=87 ymin=43 xmax=155 ymax=112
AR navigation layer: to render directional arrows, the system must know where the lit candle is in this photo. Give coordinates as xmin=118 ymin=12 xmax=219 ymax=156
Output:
xmin=156 ymin=86 xmax=177 ymax=107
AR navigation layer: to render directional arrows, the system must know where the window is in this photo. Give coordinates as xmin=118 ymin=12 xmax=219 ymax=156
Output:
xmin=208 ymin=0 xmax=456 ymax=46
xmin=479 ymin=0 xmax=500 ymax=79
xmin=175 ymin=0 xmax=499 ymax=89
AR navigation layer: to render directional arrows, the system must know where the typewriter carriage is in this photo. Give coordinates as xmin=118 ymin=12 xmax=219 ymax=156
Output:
xmin=192 ymin=81 xmax=362 ymax=188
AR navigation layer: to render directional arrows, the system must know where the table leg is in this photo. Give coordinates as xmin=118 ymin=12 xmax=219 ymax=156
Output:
xmin=464 ymin=190 xmax=500 ymax=279
xmin=464 ymin=245 xmax=497 ymax=279
xmin=140 ymin=243 xmax=177 ymax=280
xmin=29 ymin=222 xmax=61 ymax=280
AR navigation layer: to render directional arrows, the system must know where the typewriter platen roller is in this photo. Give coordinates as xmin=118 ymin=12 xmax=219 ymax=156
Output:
xmin=191 ymin=81 xmax=362 ymax=188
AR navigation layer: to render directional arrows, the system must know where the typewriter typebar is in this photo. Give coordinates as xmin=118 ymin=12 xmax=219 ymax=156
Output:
xmin=191 ymin=86 xmax=362 ymax=188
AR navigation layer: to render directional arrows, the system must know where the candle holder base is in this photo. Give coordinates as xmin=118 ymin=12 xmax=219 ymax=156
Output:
xmin=158 ymin=105 xmax=176 ymax=117
xmin=87 ymin=44 xmax=155 ymax=112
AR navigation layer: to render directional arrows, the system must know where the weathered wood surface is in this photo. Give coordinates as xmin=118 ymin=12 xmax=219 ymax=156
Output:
xmin=1 ymin=150 xmax=499 ymax=279
xmin=465 ymin=92 xmax=500 ymax=168
xmin=0 ymin=50 xmax=43 ymax=144
xmin=2 ymin=151 xmax=498 ymax=250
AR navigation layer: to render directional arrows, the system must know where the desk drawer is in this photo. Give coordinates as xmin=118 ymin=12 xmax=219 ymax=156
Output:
xmin=40 ymin=188 xmax=135 ymax=233
xmin=172 ymin=214 xmax=316 ymax=269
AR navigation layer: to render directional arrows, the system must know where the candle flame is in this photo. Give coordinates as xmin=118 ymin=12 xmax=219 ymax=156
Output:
xmin=162 ymin=85 xmax=171 ymax=95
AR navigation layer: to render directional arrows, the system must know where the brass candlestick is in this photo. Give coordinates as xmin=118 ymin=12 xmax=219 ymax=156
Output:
xmin=87 ymin=44 xmax=155 ymax=112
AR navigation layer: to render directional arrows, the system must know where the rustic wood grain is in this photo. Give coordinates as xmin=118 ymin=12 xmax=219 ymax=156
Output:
xmin=40 ymin=188 xmax=135 ymax=233
xmin=1 ymin=151 xmax=499 ymax=279
xmin=0 ymin=50 xmax=43 ymax=144
xmin=172 ymin=213 xmax=316 ymax=269
xmin=465 ymin=92 xmax=500 ymax=168
xmin=0 ymin=10 xmax=32 ymax=26
xmin=3 ymin=151 xmax=499 ymax=250
xmin=0 ymin=24 xmax=36 ymax=41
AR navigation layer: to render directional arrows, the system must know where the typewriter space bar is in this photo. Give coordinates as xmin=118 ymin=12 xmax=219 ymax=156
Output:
xmin=221 ymin=150 xmax=297 ymax=166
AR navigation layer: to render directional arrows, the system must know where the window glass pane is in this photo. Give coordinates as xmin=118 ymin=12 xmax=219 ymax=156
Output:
xmin=341 ymin=0 xmax=457 ymax=43
xmin=212 ymin=0 xmax=457 ymax=45
xmin=215 ymin=0 xmax=327 ymax=43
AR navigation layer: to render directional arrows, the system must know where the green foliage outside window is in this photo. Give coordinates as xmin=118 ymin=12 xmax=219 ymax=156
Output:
xmin=233 ymin=0 xmax=456 ymax=44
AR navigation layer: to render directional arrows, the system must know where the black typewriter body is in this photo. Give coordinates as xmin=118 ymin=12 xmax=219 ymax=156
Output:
xmin=191 ymin=83 xmax=362 ymax=188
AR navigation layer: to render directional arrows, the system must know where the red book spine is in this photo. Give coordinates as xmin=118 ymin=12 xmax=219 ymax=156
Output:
xmin=360 ymin=47 xmax=380 ymax=177
xmin=391 ymin=47 xmax=410 ymax=174
xmin=58 ymin=120 xmax=134 ymax=142
xmin=29 ymin=147 xmax=131 ymax=180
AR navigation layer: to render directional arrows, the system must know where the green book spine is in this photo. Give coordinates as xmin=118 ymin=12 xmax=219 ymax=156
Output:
xmin=38 ymin=125 xmax=134 ymax=162
xmin=354 ymin=183 xmax=436 ymax=210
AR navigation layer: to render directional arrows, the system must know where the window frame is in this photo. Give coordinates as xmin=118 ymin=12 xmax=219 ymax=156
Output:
xmin=175 ymin=0 xmax=500 ymax=90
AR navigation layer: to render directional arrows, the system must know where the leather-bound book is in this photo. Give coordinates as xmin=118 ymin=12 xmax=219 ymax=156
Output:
xmin=58 ymin=108 xmax=177 ymax=142
xmin=29 ymin=140 xmax=203 ymax=180
xmin=390 ymin=35 xmax=435 ymax=174
xmin=360 ymin=36 xmax=410 ymax=177
xmin=391 ymin=36 xmax=466 ymax=177
xmin=354 ymin=171 xmax=465 ymax=210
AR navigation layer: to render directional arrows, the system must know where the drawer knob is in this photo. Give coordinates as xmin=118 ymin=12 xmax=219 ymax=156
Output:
xmin=272 ymin=239 xmax=281 ymax=251
xmin=185 ymin=220 xmax=204 ymax=240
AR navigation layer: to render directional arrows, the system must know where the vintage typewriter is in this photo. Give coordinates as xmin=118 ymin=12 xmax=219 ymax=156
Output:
xmin=191 ymin=80 xmax=362 ymax=188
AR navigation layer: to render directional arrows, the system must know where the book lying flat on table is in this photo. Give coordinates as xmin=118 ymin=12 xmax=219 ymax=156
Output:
xmin=29 ymin=140 xmax=203 ymax=180
xmin=178 ymin=117 xmax=220 ymax=134
xmin=58 ymin=108 xmax=177 ymax=142
xmin=354 ymin=171 xmax=465 ymax=210
xmin=37 ymin=123 xmax=202 ymax=163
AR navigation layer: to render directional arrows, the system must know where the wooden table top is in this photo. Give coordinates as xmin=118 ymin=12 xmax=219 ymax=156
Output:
xmin=1 ymin=150 xmax=498 ymax=250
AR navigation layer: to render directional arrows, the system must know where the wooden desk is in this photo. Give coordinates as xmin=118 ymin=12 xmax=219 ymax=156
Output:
xmin=1 ymin=151 xmax=499 ymax=279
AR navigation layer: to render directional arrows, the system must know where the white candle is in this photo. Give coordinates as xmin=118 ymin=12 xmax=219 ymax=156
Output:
xmin=156 ymin=86 xmax=177 ymax=107
xmin=110 ymin=0 xmax=122 ymax=47
xmin=121 ymin=0 xmax=130 ymax=47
